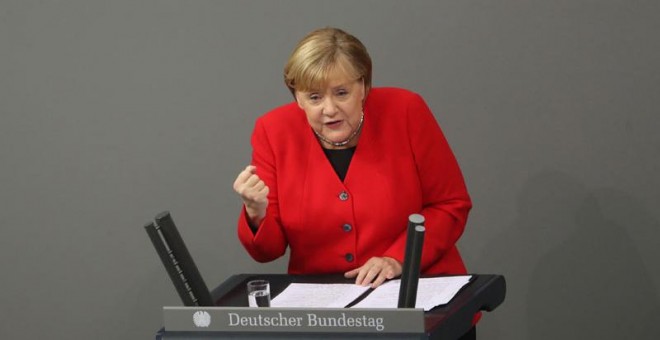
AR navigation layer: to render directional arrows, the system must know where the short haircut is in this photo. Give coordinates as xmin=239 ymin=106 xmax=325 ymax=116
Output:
xmin=284 ymin=27 xmax=372 ymax=96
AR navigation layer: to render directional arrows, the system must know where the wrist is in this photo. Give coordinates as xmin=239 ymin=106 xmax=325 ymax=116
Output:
xmin=245 ymin=205 xmax=265 ymax=228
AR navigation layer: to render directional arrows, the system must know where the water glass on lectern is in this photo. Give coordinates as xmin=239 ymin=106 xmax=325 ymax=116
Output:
xmin=247 ymin=280 xmax=271 ymax=307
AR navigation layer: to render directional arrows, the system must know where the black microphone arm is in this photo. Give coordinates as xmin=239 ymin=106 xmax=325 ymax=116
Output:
xmin=398 ymin=213 xmax=426 ymax=308
xmin=144 ymin=211 xmax=214 ymax=306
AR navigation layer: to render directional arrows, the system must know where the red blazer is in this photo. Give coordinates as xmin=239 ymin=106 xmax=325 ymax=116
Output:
xmin=237 ymin=87 xmax=472 ymax=276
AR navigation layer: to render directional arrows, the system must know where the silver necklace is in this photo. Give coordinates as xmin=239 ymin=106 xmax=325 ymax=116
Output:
xmin=313 ymin=112 xmax=364 ymax=147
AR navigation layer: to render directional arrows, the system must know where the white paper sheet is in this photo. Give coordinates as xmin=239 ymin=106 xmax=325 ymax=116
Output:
xmin=270 ymin=276 xmax=472 ymax=311
xmin=271 ymin=283 xmax=371 ymax=308
xmin=350 ymin=276 xmax=472 ymax=311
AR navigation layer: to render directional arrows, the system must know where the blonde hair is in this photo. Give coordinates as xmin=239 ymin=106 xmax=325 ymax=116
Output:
xmin=284 ymin=27 xmax=372 ymax=96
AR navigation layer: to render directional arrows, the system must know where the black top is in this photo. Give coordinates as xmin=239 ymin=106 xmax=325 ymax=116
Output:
xmin=323 ymin=146 xmax=356 ymax=182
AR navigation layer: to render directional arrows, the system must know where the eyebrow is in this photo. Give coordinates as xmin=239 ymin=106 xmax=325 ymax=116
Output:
xmin=328 ymin=82 xmax=353 ymax=91
xmin=303 ymin=78 xmax=357 ymax=94
xmin=304 ymin=84 xmax=349 ymax=94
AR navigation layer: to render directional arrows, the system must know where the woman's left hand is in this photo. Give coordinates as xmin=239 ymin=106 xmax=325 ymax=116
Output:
xmin=344 ymin=256 xmax=403 ymax=288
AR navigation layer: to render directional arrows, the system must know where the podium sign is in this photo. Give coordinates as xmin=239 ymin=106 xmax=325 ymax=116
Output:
xmin=163 ymin=306 xmax=424 ymax=334
xmin=157 ymin=274 xmax=506 ymax=339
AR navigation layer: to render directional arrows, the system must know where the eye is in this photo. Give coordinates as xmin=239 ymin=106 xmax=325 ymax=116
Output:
xmin=308 ymin=93 xmax=321 ymax=102
xmin=336 ymin=89 xmax=349 ymax=97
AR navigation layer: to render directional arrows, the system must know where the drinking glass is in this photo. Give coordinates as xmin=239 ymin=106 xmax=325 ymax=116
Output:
xmin=246 ymin=280 xmax=271 ymax=307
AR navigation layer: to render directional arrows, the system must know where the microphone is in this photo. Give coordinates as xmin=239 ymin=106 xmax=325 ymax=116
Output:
xmin=144 ymin=211 xmax=214 ymax=306
xmin=398 ymin=214 xmax=426 ymax=308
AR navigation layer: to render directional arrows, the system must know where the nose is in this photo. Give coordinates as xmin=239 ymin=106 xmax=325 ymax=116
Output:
xmin=321 ymin=97 xmax=338 ymax=116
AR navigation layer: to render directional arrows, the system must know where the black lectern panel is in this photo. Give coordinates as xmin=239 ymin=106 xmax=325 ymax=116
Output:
xmin=144 ymin=211 xmax=214 ymax=306
xmin=156 ymin=273 xmax=506 ymax=340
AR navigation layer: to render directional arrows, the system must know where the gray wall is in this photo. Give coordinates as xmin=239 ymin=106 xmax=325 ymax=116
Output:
xmin=1 ymin=1 xmax=659 ymax=339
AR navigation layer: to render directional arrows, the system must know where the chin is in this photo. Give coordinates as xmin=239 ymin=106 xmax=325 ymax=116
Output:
xmin=330 ymin=135 xmax=350 ymax=143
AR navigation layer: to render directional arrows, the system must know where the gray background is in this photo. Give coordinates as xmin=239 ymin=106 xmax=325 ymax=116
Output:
xmin=1 ymin=0 xmax=659 ymax=339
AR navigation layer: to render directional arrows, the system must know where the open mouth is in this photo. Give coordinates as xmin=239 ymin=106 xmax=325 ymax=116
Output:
xmin=325 ymin=120 xmax=343 ymax=128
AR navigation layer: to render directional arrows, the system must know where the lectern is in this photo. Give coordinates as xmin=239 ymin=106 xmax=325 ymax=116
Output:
xmin=155 ymin=273 xmax=505 ymax=339
xmin=146 ymin=212 xmax=506 ymax=339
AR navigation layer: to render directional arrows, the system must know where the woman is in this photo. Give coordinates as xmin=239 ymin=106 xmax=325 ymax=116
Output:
xmin=233 ymin=27 xmax=471 ymax=291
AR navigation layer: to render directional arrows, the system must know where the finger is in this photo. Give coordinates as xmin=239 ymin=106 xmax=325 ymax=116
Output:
xmin=356 ymin=264 xmax=380 ymax=286
xmin=361 ymin=266 xmax=381 ymax=287
xmin=344 ymin=268 xmax=359 ymax=279
xmin=354 ymin=265 xmax=370 ymax=286
xmin=243 ymin=187 xmax=265 ymax=202
xmin=244 ymin=173 xmax=262 ymax=188
xmin=234 ymin=165 xmax=257 ymax=189
xmin=256 ymin=185 xmax=269 ymax=202
xmin=242 ymin=165 xmax=257 ymax=178
xmin=370 ymin=273 xmax=388 ymax=288
xmin=353 ymin=258 xmax=377 ymax=285
xmin=238 ymin=177 xmax=264 ymax=199
xmin=245 ymin=186 xmax=265 ymax=203
xmin=251 ymin=179 xmax=265 ymax=192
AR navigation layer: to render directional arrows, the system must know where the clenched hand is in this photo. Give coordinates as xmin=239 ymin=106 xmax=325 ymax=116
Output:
xmin=233 ymin=165 xmax=269 ymax=228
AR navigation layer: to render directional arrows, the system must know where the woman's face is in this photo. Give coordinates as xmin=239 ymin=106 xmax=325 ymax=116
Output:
xmin=295 ymin=68 xmax=366 ymax=149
